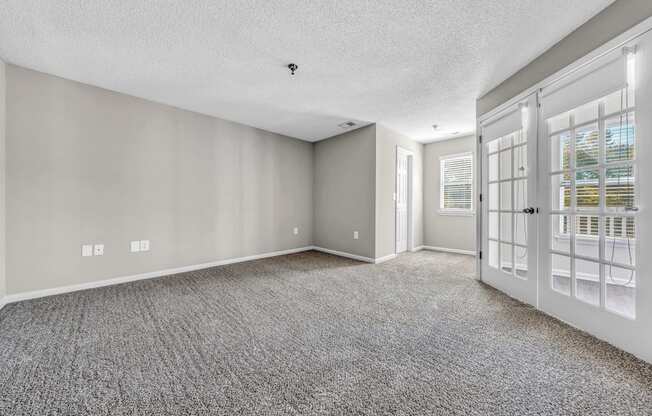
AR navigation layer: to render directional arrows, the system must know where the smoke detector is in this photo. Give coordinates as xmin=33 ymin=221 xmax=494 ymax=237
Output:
xmin=338 ymin=121 xmax=357 ymax=129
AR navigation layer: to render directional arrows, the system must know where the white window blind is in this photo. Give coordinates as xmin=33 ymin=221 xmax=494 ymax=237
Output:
xmin=541 ymin=54 xmax=627 ymax=120
xmin=440 ymin=153 xmax=473 ymax=213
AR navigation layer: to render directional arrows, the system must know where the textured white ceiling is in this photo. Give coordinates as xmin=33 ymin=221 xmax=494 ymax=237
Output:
xmin=0 ymin=0 xmax=614 ymax=142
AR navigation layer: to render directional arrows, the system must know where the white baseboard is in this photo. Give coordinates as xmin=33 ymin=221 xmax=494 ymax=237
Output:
xmin=311 ymin=246 xmax=375 ymax=263
xmin=411 ymin=246 xmax=425 ymax=252
xmin=422 ymin=246 xmax=476 ymax=256
xmin=312 ymin=247 xmax=399 ymax=264
xmin=1 ymin=245 xmax=415 ymax=307
xmin=374 ymin=253 xmax=397 ymax=264
xmin=3 ymin=246 xmax=314 ymax=305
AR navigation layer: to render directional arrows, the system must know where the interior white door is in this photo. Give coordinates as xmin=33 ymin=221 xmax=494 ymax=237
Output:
xmin=537 ymin=37 xmax=652 ymax=362
xmin=396 ymin=148 xmax=409 ymax=253
xmin=481 ymin=94 xmax=538 ymax=306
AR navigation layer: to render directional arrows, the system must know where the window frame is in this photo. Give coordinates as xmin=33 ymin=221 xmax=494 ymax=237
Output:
xmin=439 ymin=151 xmax=474 ymax=215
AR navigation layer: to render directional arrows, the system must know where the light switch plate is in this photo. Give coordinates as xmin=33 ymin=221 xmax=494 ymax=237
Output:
xmin=140 ymin=240 xmax=150 ymax=252
xmin=353 ymin=231 xmax=359 ymax=240
xmin=293 ymin=227 xmax=299 ymax=235
xmin=94 ymin=244 xmax=104 ymax=256
xmin=130 ymin=241 xmax=141 ymax=253
xmin=82 ymin=244 xmax=93 ymax=257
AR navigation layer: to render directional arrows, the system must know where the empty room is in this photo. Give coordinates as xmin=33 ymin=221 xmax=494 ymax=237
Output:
xmin=0 ymin=1 xmax=651 ymax=414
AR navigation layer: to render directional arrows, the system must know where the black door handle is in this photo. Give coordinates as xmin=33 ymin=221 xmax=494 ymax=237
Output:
xmin=522 ymin=207 xmax=535 ymax=214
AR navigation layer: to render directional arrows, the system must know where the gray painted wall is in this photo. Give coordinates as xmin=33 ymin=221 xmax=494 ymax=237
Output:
xmin=478 ymin=0 xmax=652 ymax=116
xmin=3 ymin=64 xmax=440 ymax=297
xmin=313 ymin=124 xmax=424 ymax=260
xmin=423 ymin=136 xmax=476 ymax=252
xmin=375 ymin=125 xmax=423 ymax=258
xmin=0 ymin=60 xmax=5 ymax=300
xmin=313 ymin=125 xmax=376 ymax=259
xmin=6 ymin=65 xmax=314 ymax=294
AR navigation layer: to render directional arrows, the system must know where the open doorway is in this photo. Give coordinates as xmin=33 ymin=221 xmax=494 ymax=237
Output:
xmin=395 ymin=146 xmax=414 ymax=254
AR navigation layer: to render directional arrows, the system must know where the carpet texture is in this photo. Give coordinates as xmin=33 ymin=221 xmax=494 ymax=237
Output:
xmin=0 ymin=250 xmax=651 ymax=415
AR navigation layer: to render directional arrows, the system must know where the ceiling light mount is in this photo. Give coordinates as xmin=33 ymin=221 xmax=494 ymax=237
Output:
xmin=338 ymin=121 xmax=357 ymax=129
xmin=288 ymin=63 xmax=298 ymax=75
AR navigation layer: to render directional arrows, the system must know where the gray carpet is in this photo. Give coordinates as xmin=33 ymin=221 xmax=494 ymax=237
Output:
xmin=0 ymin=250 xmax=651 ymax=415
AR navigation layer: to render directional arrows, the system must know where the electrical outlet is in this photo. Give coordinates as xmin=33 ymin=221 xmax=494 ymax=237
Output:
xmin=353 ymin=231 xmax=359 ymax=240
xmin=94 ymin=244 xmax=104 ymax=256
xmin=293 ymin=227 xmax=299 ymax=235
xmin=81 ymin=244 xmax=93 ymax=257
xmin=140 ymin=240 xmax=150 ymax=252
xmin=130 ymin=241 xmax=141 ymax=253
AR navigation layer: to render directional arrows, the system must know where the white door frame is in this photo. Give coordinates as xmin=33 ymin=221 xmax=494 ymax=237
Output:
xmin=395 ymin=146 xmax=414 ymax=254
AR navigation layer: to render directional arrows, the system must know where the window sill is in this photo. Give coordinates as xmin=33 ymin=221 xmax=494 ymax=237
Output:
xmin=438 ymin=210 xmax=475 ymax=217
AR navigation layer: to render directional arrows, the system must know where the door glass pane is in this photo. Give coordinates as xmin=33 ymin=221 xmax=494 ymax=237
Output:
xmin=550 ymin=132 xmax=571 ymax=172
xmin=575 ymin=123 xmax=599 ymax=167
xmin=606 ymin=267 xmax=635 ymax=318
xmin=576 ymin=169 xmax=599 ymax=210
xmin=513 ymin=144 xmax=527 ymax=177
xmin=606 ymin=166 xmax=635 ymax=210
xmin=489 ymin=183 xmax=498 ymax=210
xmin=500 ymin=181 xmax=512 ymax=211
xmin=501 ymin=243 xmax=513 ymax=274
xmin=514 ymin=214 xmax=527 ymax=246
xmin=551 ymin=173 xmax=571 ymax=210
xmin=550 ymin=214 xmax=570 ymax=253
xmin=605 ymin=113 xmax=635 ymax=163
xmin=575 ymin=259 xmax=600 ymax=306
xmin=488 ymin=153 xmax=498 ymax=181
xmin=488 ymin=240 xmax=499 ymax=269
xmin=514 ymin=179 xmax=527 ymax=211
xmin=575 ymin=215 xmax=599 ymax=260
xmin=500 ymin=149 xmax=512 ymax=180
xmin=488 ymin=212 xmax=499 ymax=239
xmin=499 ymin=134 xmax=512 ymax=150
xmin=514 ymin=246 xmax=527 ymax=278
xmin=487 ymin=139 xmax=499 ymax=154
xmin=500 ymin=213 xmax=512 ymax=242
xmin=605 ymin=216 xmax=636 ymax=266
xmin=551 ymin=254 xmax=571 ymax=295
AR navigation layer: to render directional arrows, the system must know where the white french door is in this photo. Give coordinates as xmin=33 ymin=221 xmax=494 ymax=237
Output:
xmin=537 ymin=38 xmax=652 ymax=361
xmin=480 ymin=31 xmax=652 ymax=363
xmin=481 ymin=94 xmax=538 ymax=306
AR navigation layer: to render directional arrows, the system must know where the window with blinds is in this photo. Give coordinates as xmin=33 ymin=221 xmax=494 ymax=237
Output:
xmin=440 ymin=153 xmax=473 ymax=213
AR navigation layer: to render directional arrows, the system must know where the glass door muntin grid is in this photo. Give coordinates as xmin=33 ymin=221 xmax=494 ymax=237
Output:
xmin=487 ymin=129 xmax=529 ymax=279
xmin=547 ymin=91 xmax=637 ymax=318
